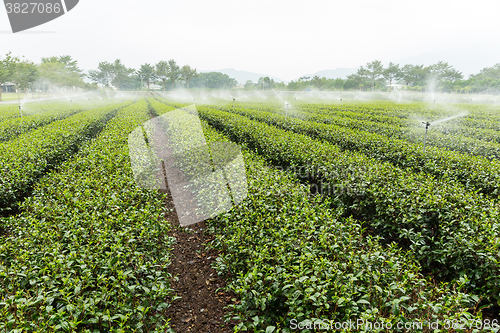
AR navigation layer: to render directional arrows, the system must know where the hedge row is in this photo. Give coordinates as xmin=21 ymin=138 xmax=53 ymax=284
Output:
xmin=209 ymin=105 xmax=500 ymax=199
xmin=0 ymin=104 xmax=84 ymax=142
xmin=296 ymin=103 xmax=500 ymax=157
xmin=198 ymin=121 xmax=483 ymax=332
xmin=198 ymin=108 xmax=500 ymax=307
xmin=0 ymin=101 xmax=130 ymax=214
xmin=0 ymin=99 xmax=177 ymax=332
xmin=308 ymin=103 xmax=500 ymax=145
xmin=0 ymin=100 xmax=124 ymax=143
xmin=0 ymin=104 xmax=23 ymax=122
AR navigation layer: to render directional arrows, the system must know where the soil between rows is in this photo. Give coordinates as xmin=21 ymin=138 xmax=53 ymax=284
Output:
xmin=161 ymin=190 xmax=238 ymax=333
xmin=147 ymin=106 xmax=238 ymax=331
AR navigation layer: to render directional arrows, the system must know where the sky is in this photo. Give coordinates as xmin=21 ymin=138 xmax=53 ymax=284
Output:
xmin=1 ymin=0 xmax=500 ymax=81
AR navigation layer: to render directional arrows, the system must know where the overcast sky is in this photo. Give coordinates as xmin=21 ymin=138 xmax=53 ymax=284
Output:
xmin=1 ymin=0 xmax=500 ymax=81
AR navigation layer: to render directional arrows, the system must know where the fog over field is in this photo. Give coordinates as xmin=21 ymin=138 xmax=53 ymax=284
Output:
xmin=1 ymin=0 xmax=500 ymax=81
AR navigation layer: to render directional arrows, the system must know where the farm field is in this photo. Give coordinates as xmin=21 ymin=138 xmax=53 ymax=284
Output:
xmin=0 ymin=95 xmax=499 ymax=332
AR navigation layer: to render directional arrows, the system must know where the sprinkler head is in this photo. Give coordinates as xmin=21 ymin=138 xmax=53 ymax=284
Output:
xmin=18 ymin=105 xmax=21 ymax=110
xmin=422 ymin=121 xmax=431 ymax=129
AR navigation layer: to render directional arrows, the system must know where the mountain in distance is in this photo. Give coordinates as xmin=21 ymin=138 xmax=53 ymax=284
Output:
xmin=200 ymin=68 xmax=284 ymax=84
xmin=294 ymin=68 xmax=358 ymax=81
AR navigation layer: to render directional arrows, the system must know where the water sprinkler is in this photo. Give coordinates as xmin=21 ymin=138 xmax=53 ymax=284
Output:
xmin=19 ymin=105 xmax=23 ymax=118
xmin=422 ymin=121 xmax=431 ymax=153
xmin=232 ymin=98 xmax=235 ymax=108
xmin=285 ymin=103 xmax=289 ymax=118
xmin=70 ymin=99 xmax=72 ymax=108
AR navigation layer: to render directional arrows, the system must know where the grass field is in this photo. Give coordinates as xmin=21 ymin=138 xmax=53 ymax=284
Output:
xmin=0 ymin=92 xmax=27 ymax=101
xmin=0 ymin=94 xmax=499 ymax=332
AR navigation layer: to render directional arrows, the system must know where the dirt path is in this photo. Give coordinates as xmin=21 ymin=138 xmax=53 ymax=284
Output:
xmin=146 ymin=106 xmax=238 ymax=332
xmin=162 ymin=189 xmax=238 ymax=333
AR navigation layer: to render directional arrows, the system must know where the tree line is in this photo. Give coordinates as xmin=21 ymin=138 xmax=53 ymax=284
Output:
xmin=0 ymin=53 xmax=90 ymax=101
xmin=287 ymin=60 xmax=500 ymax=93
xmin=0 ymin=52 xmax=238 ymax=101
xmin=1 ymin=52 xmax=500 ymax=101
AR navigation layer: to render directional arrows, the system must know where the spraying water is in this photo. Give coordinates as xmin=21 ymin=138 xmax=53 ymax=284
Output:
xmin=419 ymin=112 xmax=468 ymax=153
xmin=431 ymin=112 xmax=468 ymax=126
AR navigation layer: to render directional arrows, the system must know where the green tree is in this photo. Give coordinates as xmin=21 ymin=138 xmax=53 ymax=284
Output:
xmin=167 ymin=59 xmax=180 ymax=90
xmin=119 ymin=73 xmax=142 ymax=90
xmin=400 ymin=64 xmax=430 ymax=88
xmin=258 ymin=77 xmax=274 ymax=90
xmin=38 ymin=56 xmax=85 ymax=89
xmin=429 ymin=61 xmax=463 ymax=86
xmin=287 ymin=80 xmax=305 ymax=91
xmin=244 ymin=80 xmax=254 ymax=90
xmin=0 ymin=52 xmax=18 ymax=101
xmin=87 ymin=60 xmax=133 ymax=90
xmin=87 ymin=62 xmax=113 ymax=86
xmin=155 ymin=60 xmax=169 ymax=91
xmin=332 ymin=78 xmax=344 ymax=90
xmin=12 ymin=58 xmax=38 ymax=100
xmin=382 ymin=62 xmax=401 ymax=90
xmin=346 ymin=72 xmax=369 ymax=90
xmin=58 ymin=55 xmax=83 ymax=77
xmin=189 ymin=72 xmax=237 ymax=89
xmin=180 ymin=65 xmax=198 ymax=89
xmin=137 ymin=63 xmax=156 ymax=90
xmin=111 ymin=60 xmax=134 ymax=89
xmin=468 ymin=63 xmax=500 ymax=92
xmin=361 ymin=60 xmax=384 ymax=91
xmin=311 ymin=75 xmax=323 ymax=89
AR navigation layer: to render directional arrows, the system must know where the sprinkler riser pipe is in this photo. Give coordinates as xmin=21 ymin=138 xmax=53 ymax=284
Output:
xmin=422 ymin=121 xmax=431 ymax=154
xmin=423 ymin=128 xmax=428 ymax=153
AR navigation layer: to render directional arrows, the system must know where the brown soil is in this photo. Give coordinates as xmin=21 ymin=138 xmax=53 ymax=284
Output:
xmin=161 ymin=189 xmax=238 ymax=333
xmin=146 ymin=107 xmax=239 ymax=332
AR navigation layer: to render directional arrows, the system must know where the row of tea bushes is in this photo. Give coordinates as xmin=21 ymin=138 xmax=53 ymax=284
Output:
xmin=0 ymin=104 xmax=23 ymax=122
xmin=0 ymin=99 xmax=176 ymax=332
xmin=0 ymin=105 xmax=84 ymax=142
xmin=303 ymin=102 xmax=500 ymax=129
xmin=213 ymin=105 xmax=500 ymax=198
xmin=0 ymin=100 xmax=123 ymax=143
xmin=198 ymin=108 xmax=500 ymax=306
xmin=296 ymin=104 xmax=500 ymax=159
xmin=305 ymin=104 xmax=500 ymax=146
xmin=0 ymin=101 xmax=131 ymax=214
xmin=198 ymin=122 xmax=483 ymax=332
